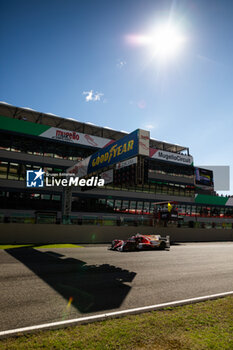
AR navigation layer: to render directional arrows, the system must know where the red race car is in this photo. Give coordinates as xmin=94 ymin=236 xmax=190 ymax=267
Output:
xmin=109 ymin=233 xmax=170 ymax=252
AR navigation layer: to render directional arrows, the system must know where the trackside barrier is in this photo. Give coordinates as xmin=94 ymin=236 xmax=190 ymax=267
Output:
xmin=1 ymin=214 xmax=233 ymax=228
xmin=0 ymin=224 xmax=232 ymax=244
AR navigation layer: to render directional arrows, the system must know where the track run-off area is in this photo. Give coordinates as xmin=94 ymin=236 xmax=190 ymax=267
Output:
xmin=0 ymin=242 xmax=233 ymax=334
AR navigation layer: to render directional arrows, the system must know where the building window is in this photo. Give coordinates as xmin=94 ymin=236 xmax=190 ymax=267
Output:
xmin=41 ymin=194 xmax=51 ymax=200
xmin=122 ymin=200 xmax=129 ymax=210
xmin=0 ymin=162 xmax=8 ymax=179
xmin=129 ymin=201 xmax=136 ymax=210
xmin=52 ymin=195 xmax=61 ymax=201
xmin=137 ymin=201 xmax=143 ymax=211
xmin=143 ymin=202 xmax=150 ymax=213
xmin=107 ymin=199 xmax=114 ymax=209
xmin=8 ymin=163 xmax=19 ymax=180
xmin=114 ymin=200 xmax=122 ymax=211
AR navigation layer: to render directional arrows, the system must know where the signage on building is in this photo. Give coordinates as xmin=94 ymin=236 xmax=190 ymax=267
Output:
xmin=150 ymin=149 xmax=193 ymax=165
xmin=67 ymin=129 xmax=149 ymax=176
xmin=100 ymin=169 xmax=113 ymax=184
xmin=40 ymin=127 xmax=112 ymax=148
xmin=138 ymin=129 xmax=150 ymax=156
xmin=0 ymin=115 xmax=112 ymax=149
xmin=116 ymin=157 xmax=137 ymax=170
xmin=87 ymin=129 xmax=139 ymax=173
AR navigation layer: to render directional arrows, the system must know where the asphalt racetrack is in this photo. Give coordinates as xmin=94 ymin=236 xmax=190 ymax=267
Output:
xmin=1 ymin=242 xmax=233 ymax=332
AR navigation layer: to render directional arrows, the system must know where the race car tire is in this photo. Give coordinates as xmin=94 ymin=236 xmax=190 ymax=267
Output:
xmin=159 ymin=241 xmax=166 ymax=250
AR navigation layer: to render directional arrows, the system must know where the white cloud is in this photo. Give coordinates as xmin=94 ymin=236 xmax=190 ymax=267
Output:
xmin=116 ymin=60 xmax=126 ymax=69
xmin=83 ymin=90 xmax=93 ymax=102
xmin=145 ymin=124 xmax=154 ymax=130
xmin=142 ymin=123 xmax=159 ymax=131
xmin=93 ymin=92 xmax=104 ymax=101
xmin=83 ymin=90 xmax=104 ymax=102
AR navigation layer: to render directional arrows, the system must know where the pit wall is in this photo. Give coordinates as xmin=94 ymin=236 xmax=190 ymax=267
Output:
xmin=0 ymin=224 xmax=232 ymax=244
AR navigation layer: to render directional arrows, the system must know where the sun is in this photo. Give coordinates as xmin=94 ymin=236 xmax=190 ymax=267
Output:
xmin=126 ymin=21 xmax=186 ymax=63
xmin=150 ymin=23 xmax=185 ymax=61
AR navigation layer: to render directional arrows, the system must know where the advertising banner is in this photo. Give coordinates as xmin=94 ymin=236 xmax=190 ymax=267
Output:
xmin=67 ymin=129 xmax=144 ymax=176
xmin=115 ymin=156 xmax=137 ymax=170
xmin=138 ymin=129 xmax=150 ymax=156
xmin=0 ymin=115 xmax=112 ymax=149
xmin=100 ymin=169 xmax=113 ymax=184
xmin=40 ymin=127 xmax=111 ymax=148
xmin=150 ymin=148 xmax=193 ymax=166
xmin=68 ymin=156 xmax=91 ymax=177
xmin=87 ymin=129 xmax=139 ymax=173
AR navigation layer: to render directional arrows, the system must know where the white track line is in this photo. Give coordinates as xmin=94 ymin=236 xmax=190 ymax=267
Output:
xmin=1 ymin=291 xmax=233 ymax=338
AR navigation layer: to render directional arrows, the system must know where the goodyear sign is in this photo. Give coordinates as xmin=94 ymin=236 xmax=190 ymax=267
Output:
xmin=67 ymin=129 xmax=150 ymax=177
xmin=87 ymin=129 xmax=139 ymax=174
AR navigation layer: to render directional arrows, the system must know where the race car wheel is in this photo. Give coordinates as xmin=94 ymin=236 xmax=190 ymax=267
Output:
xmin=159 ymin=241 xmax=166 ymax=250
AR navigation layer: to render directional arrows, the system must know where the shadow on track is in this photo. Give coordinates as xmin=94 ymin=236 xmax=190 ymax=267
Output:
xmin=5 ymin=247 xmax=136 ymax=313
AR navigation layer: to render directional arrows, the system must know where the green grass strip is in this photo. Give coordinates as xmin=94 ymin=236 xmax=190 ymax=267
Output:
xmin=0 ymin=244 xmax=83 ymax=249
xmin=0 ymin=245 xmax=32 ymax=249
xmin=35 ymin=244 xmax=83 ymax=249
xmin=0 ymin=296 xmax=233 ymax=349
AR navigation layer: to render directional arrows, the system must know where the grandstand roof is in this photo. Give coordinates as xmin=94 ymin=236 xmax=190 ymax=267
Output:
xmin=0 ymin=101 xmax=189 ymax=154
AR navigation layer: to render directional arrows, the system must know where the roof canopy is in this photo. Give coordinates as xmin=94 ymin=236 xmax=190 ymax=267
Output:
xmin=0 ymin=102 xmax=189 ymax=154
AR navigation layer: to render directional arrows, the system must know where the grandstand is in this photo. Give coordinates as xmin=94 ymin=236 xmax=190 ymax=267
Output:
xmin=0 ymin=101 xmax=233 ymax=227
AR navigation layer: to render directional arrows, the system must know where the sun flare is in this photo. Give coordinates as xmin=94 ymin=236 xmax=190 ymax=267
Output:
xmin=151 ymin=23 xmax=185 ymax=60
xmin=126 ymin=21 xmax=186 ymax=63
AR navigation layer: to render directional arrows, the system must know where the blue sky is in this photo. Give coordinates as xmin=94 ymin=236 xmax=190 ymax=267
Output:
xmin=1 ymin=0 xmax=233 ymax=193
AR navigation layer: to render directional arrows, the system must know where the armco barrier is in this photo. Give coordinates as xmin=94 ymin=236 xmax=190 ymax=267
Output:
xmin=0 ymin=224 xmax=232 ymax=244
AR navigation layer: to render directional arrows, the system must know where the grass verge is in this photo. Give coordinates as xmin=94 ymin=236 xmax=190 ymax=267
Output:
xmin=1 ymin=296 xmax=233 ymax=349
xmin=0 ymin=244 xmax=83 ymax=249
